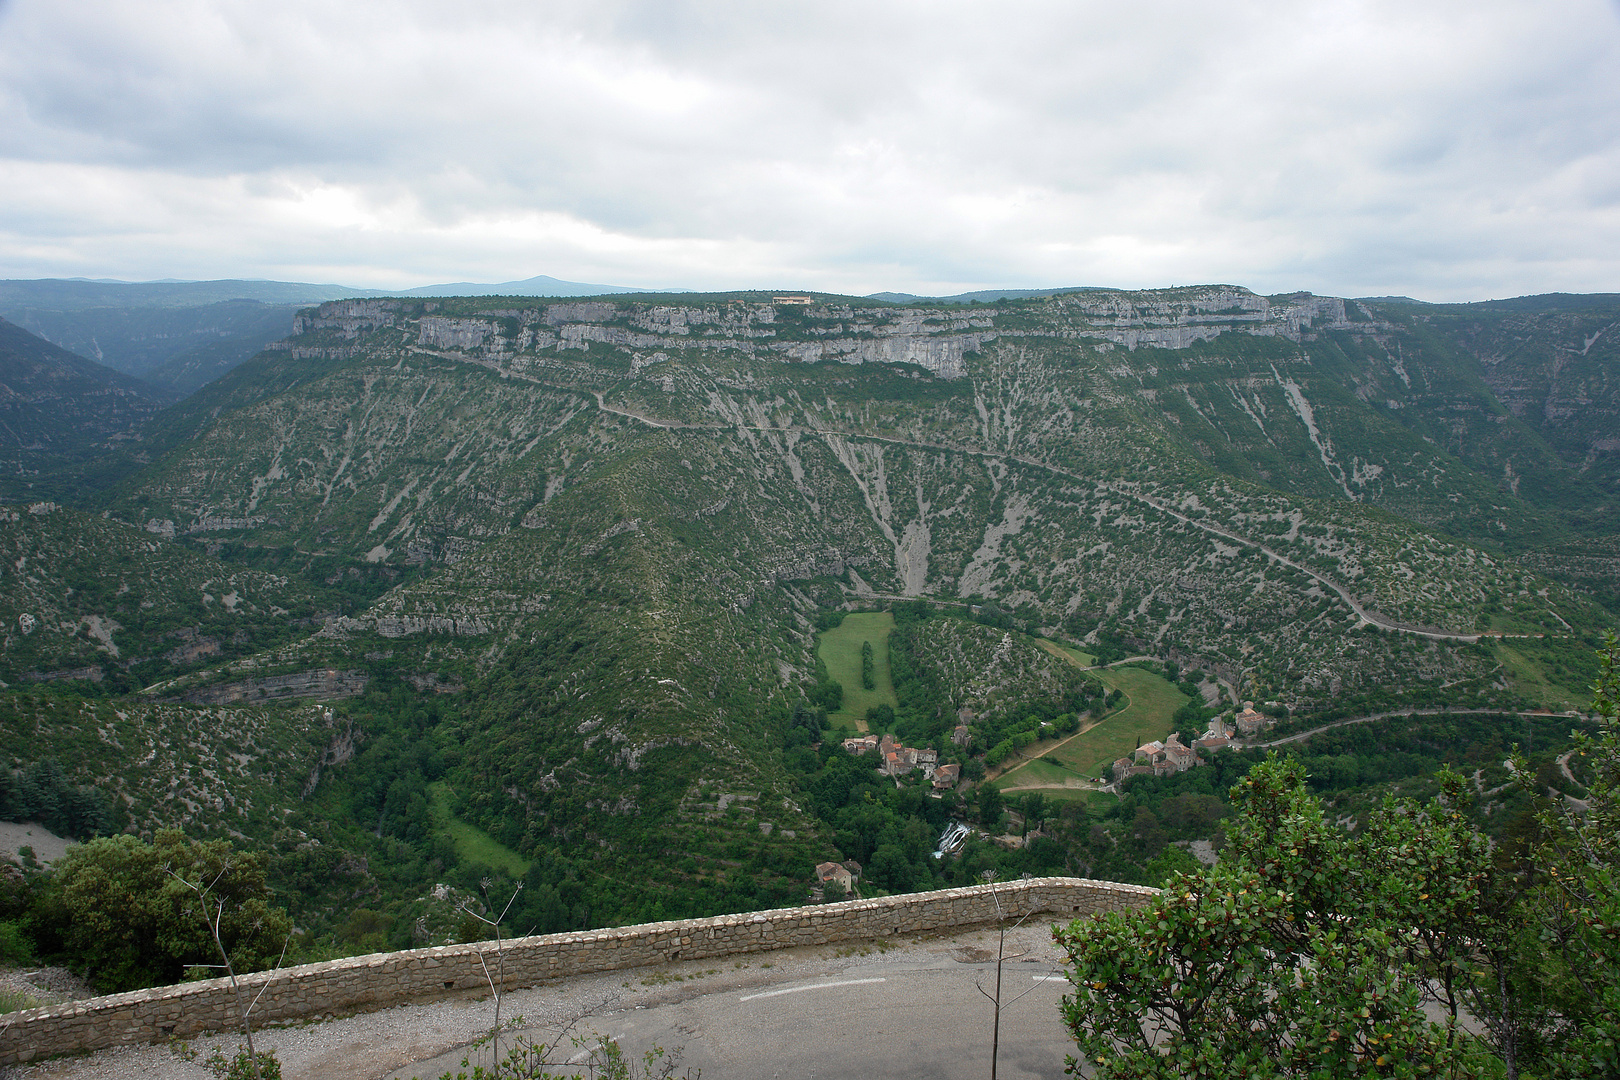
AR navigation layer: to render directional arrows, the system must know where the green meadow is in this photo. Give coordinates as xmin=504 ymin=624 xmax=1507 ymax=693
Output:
xmin=429 ymin=782 xmax=531 ymax=877
xmin=996 ymin=641 xmax=1189 ymax=789
xmin=1053 ymin=665 xmax=1189 ymax=777
xmin=818 ymin=611 xmax=899 ymax=730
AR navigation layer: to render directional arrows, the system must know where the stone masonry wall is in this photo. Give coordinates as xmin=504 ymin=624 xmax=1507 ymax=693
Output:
xmin=0 ymin=876 xmax=1157 ymax=1066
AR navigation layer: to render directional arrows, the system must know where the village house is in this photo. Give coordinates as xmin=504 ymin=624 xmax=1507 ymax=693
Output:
xmin=1119 ymin=733 xmax=1200 ymax=778
xmin=1194 ymin=716 xmax=1234 ymax=752
xmin=1112 ymin=756 xmax=1153 ymax=783
xmin=845 ymin=732 xmax=942 ymax=778
xmin=1234 ymin=701 xmax=1271 ymax=737
xmin=951 ymin=723 xmax=972 ymax=747
xmin=815 ymin=861 xmax=854 ymax=895
xmin=842 ymin=734 xmax=880 ymax=755
xmin=932 ymin=762 xmax=961 ymax=791
xmin=1159 ymin=734 xmax=1196 ymax=772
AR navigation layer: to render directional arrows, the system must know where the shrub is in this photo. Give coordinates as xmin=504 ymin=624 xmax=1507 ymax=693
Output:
xmin=41 ymin=830 xmax=292 ymax=993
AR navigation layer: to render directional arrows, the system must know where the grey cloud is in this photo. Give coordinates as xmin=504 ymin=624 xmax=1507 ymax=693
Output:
xmin=0 ymin=0 xmax=1617 ymax=298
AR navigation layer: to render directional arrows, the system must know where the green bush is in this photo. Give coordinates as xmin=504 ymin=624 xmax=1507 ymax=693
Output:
xmin=0 ymin=918 xmax=35 ymax=965
xmin=40 ymin=830 xmax=292 ymax=993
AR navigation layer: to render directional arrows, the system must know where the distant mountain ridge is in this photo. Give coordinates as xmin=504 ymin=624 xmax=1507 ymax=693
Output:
xmin=0 ymin=279 xmax=370 ymax=310
xmin=0 ymin=275 xmax=680 ymax=394
xmin=0 ymin=274 xmax=679 ymax=311
xmin=0 ymin=316 xmax=174 ymax=499
xmin=391 ymin=274 xmax=684 ymax=298
xmin=866 ymin=286 xmax=1111 ymax=304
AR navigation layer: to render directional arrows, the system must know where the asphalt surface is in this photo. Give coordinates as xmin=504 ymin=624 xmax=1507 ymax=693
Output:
xmin=400 ymin=923 xmax=1079 ymax=1080
xmin=13 ymin=921 xmax=1087 ymax=1080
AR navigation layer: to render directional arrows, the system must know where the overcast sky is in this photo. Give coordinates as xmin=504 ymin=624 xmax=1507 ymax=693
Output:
xmin=1 ymin=0 xmax=1617 ymax=300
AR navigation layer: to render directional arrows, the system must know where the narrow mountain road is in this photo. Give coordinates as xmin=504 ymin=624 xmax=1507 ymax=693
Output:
xmin=16 ymin=923 xmax=1079 ymax=1080
xmin=780 ymin=428 xmax=1485 ymax=643
xmin=1105 ymin=485 xmax=1480 ymax=642
xmin=1244 ymin=707 xmax=1587 ymax=749
xmin=590 ymin=391 xmax=697 ymax=429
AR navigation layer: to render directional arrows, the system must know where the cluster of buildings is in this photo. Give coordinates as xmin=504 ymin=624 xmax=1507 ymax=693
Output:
xmin=1109 ymin=702 xmax=1274 ymax=784
xmin=1112 ymin=733 xmax=1199 ymax=781
xmin=1234 ymin=702 xmax=1273 ymax=736
xmin=842 ymin=732 xmax=961 ymax=791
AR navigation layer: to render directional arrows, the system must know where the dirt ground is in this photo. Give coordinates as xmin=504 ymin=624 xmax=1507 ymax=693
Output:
xmin=0 ymin=821 xmax=72 ymax=867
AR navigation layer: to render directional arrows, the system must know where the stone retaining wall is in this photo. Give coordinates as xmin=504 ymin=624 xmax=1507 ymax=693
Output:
xmin=0 ymin=875 xmax=1157 ymax=1066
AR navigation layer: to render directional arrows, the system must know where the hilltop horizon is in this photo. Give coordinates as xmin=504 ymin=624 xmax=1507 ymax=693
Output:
xmin=8 ymin=273 xmax=1619 ymax=308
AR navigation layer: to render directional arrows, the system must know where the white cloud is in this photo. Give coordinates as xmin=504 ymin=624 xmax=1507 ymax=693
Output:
xmin=0 ymin=0 xmax=1616 ymax=298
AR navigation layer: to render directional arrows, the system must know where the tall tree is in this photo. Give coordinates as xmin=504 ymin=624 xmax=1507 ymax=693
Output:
xmin=1517 ymin=635 xmax=1620 ymax=1078
xmin=1055 ymin=756 xmax=1481 ymax=1078
xmin=41 ymin=830 xmax=291 ymax=993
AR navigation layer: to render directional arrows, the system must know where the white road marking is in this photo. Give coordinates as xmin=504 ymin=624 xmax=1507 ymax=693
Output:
xmin=1032 ymin=974 xmax=1067 ymax=982
xmin=739 ymin=977 xmax=887 ymax=1002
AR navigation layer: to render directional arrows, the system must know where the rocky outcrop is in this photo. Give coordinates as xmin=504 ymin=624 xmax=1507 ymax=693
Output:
xmin=179 ymin=668 xmax=368 ymax=705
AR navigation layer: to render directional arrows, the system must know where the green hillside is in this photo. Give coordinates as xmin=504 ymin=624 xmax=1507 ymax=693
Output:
xmin=1 ymin=284 xmax=1616 ymax=962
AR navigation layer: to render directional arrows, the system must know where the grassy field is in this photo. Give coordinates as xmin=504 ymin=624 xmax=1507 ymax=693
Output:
xmin=1032 ymin=788 xmax=1114 ymax=808
xmin=994 ymin=660 xmax=1189 ymax=789
xmin=1493 ymin=641 xmax=1585 ymax=711
xmin=429 ymin=782 xmax=531 ymax=877
xmin=1058 ymin=666 xmax=1190 ymax=775
xmin=1035 ymin=639 xmax=1097 ymax=668
xmin=818 ymin=611 xmax=899 ymax=731
xmin=997 ymin=757 xmax=1079 ymax=787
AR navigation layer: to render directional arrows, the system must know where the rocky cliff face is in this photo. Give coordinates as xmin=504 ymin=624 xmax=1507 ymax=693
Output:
xmin=105 ymin=287 xmax=1608 ymax=719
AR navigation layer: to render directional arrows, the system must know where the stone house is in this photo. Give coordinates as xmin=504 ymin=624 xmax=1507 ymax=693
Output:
xmin=932 ymin=763 xmax=961 ymax=791
xmin=1112 ymin=756 xmax=1153 ymax=784
xmin=1234 ymin=702 xmax=1270 ymax=737
xmin=877 ymin=736 xmax=940 ymax=777
xmin=1128 ymin=734 xmax=1198 ymax=777
xmin=845 ymin=732 xmax=940 ymax=778
xmin=1194 ymin=716 xmax=1233 ymax=752
xmin=815 ymin=861 xmax=854 ymax=894
xmin=1159 ymin=734 xmax=1196 ymax=772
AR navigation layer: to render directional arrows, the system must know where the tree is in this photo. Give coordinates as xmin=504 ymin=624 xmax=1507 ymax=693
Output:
xmin=866 ymin=843 xmax=916 ymax=893
xmin=1511 ymin=634 xmax=1620 ymax=1077
xmin=41 ymin=830 xmax=292 ymax=993
xmin=1017 ymin=793 xmax=1048 ymax=837
xmin=1055 ymin=756 xmax=1475 ymax=1078
xmin=166 ymin=860 xmax=291 ymax=1080
xmin=977 ymin=785 xmax=1004 ymax=829
xmin=860 ymin=641 xmax=876 ymax=691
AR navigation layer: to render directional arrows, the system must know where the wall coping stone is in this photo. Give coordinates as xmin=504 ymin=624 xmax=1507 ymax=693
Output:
xmin=0 ymin=875 xmax=1157 ymax=1065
